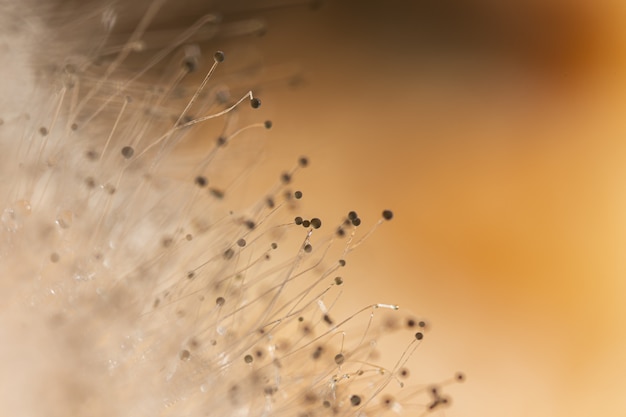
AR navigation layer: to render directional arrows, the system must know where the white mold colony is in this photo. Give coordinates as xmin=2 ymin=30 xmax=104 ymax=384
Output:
xmin=0 ymin=1 xmax=462 ymax=416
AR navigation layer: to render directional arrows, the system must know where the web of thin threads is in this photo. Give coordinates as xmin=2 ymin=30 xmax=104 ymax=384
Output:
xmin=0 ymin=3 xmax=462 ymax=417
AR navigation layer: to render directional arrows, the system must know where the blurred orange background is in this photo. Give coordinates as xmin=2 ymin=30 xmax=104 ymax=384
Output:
xmin=201 ymin=1 xmax=626 ymax=416
xmin=83 ymin=0 xmax=626 ymax=415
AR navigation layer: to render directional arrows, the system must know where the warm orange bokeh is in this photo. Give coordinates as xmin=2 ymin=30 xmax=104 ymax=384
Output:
xmin=222 ymin=1 xmax=626 ymax=416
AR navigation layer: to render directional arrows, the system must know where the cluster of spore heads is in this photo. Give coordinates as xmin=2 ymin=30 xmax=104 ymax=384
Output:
xmin=0 ymin=6 xmax=463 ymax=417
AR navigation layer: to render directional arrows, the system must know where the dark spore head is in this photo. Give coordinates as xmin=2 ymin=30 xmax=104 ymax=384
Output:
xmin=121 ymin=146 xmax=134 ymax=159
xmin=214 ymin=50 xmax=225 ymax=63
xmin=281 ymin=172 xmax=292 ymax=184
xmin=194 ymin=176 xmax=208 ymax=187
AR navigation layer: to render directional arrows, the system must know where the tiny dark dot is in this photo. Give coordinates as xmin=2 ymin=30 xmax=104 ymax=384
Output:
xmin=303 ymin=392 xmax=318 ymax=404
xmin=338 ymin=259 xmax=346 ymax=267
xmin=250 ymin=97 xmax=262 ymax=109
xmin=294 ymin=191 xmax=303 ymax=199
xmin=336 ymin=227 xmax=345 ymax=237
xmin=334 ymin=353 xmax=345 ymax=365
xmin=186 ymin=234 xmax=193 ymax=241
xmin=382 ymin=395 xmax=394 ymax=408
xmin=310 ymin=218 xmax=321 ymax=229
xmin=323 ymin=314 xmax=333 ymax=325
xmin=210 ymin=188 xmax=225 ymax=199
xmin=312 ymin=346 xmax=323 ymax=360
xmin=187 ymin=271 xmax=195 ymax=279
xmin=85 ymin=177 xmax=96 ymax=188
xmin=224 ymin=248 xmax=235 ymax=260
xmin=350 ymin=395 xmax=361 ymax=406
xmin=298 ymin=316 xmax=304 ymax=322
xmin=415 ymin=332 xmax=424 ymax=340
xmin=179 ymin=349 xmax=191 ymax=361
xmin=85 ymin=150 xmax=98 ymax=161
xmin=407 ymin=318 xmax=416 ymax=328
xmin=266 ymin=197 xmax=275 ymax=208
xmin=183 ymin=56 xmax=197 ymax=72
xmin=419 ymin=320 xmax=426 ymax=328
xmin=294 ymin=216 xmax=303 ymax=225
xmin=382 ymin=210 xmax=394 ymax=220
xmin=237 ymin=238 xmax=246 ymax=247
xmin=302 ymin=220 xmax=310 ymax=228
xmin=121 ymin=146 xmax=134 ymax=159
xmin=194 ymin=176 xmax=207 ymax=187
xmin=244 ymin=354 xmax=253 ymax=363
xmin=271 ymin=242 xmax=278 ymax=249
xmin=216 ymin=297 xmax=225 ymax=306
xmin=334 ymin=277 xmax=343 ymax=285
xmin=348 ymin=211 xmax=358 ymax=221
xmin=217 ymin=136 xmax=227 ymax=146
xmin=245 ymin=220 xmax=256 ymax=230
xmin=281 ymin=172 xmax=291 ymax=184
xmin=399 ymin=368 xmax=410 ymax=378
xmin=351 ymin=218 xmax=361 ymax=227
xmin=39 ymin=126 xmax=48 ymax=136
xmin=303 ymin=243 xmax=312 ymax=253
xmin=298 ymin=156 xmax=309 ymax=167
xmin=264 ymin=120 xmax=272 ymax=129
xmin=323 ymin=400 xmax=331 ymax=408
xmin=214 ymin=50 xmax=225 ymax=62
xmin=456 ymin=372 xmax=466 ymax=382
